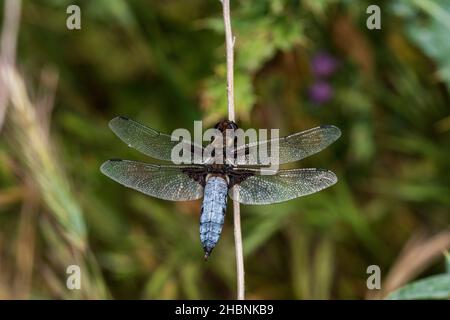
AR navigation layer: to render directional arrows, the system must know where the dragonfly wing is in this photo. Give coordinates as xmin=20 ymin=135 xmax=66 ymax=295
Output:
xmin=100 ymin=160 xmax=204 ymax=201
xmin=109 ymin=116 xmax=204 ymax=162
xmin=229 ymin=168 xmax=337 ymax=205
xmin=232 ymin=125 xmax=341 ymax=165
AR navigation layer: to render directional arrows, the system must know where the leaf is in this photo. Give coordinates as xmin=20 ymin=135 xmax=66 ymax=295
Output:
xmin=393 ymin=1 xmax=450 ymax=90
xmin=445 ymin=251 xmax=450 ymax=274
xmin=387 ymin=274 xmax=450 ymax=300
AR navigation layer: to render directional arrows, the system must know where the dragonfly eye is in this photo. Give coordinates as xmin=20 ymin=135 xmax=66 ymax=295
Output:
xmin=226 ymin=121 xmax=238 ymax=130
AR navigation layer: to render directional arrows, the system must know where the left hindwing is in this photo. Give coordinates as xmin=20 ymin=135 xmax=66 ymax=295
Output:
xmin=229 ymin=168 xmax=337 ymax=205
xmin=100 ymin=160 xmax=205 ymax=201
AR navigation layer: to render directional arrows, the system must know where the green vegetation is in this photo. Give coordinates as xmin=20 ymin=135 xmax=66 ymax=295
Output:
xmin=0 ymin=0 xmax=449 ymax=299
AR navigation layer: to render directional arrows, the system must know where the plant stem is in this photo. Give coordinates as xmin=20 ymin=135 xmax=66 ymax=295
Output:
xmin=232 ymin=192 xmax=245 ymax=300
xmin=0 ymin=0 xmax=21 ymax=131
xmin=221 ymin=0 xmax=245 ymax=300
xmin=221 ymin=0 xmax=235 ymax=122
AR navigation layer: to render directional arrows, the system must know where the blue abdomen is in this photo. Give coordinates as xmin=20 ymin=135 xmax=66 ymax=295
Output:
xmin=200 ymin=176 xmax=228 ymax=258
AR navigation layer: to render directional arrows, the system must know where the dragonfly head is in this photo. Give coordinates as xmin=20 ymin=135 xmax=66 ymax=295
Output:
xmin=214 ymin=120 xmax=239 ymax=151
xmin=214 ymin=119 xmax=238 ymax=132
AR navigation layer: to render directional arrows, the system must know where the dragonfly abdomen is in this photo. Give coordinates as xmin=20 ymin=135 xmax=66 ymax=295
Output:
xmin=200 ymin=175 xmax=228 ymax=259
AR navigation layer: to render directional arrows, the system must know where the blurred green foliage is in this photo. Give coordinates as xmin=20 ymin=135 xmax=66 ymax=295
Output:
xmin=0 ymin=0 xmax=449 ymax=299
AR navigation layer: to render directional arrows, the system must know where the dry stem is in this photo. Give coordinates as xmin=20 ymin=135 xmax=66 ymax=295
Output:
xmin=221 ymin=0 xmax=245 ymax=300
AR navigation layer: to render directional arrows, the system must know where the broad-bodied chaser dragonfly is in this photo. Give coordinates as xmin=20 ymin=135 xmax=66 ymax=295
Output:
xmin=101 ymin=116 xmax=341 ymax=258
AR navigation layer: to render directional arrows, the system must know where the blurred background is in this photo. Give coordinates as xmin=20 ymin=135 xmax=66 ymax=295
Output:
xmin=0 ymin=0 xmax=449 ymax=299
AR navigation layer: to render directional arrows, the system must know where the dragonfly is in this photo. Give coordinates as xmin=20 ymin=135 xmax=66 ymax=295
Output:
xmin=101 ymin=116 xmax=341 ymax=259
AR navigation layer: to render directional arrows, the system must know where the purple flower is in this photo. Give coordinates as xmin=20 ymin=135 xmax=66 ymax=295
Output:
xmin=309 ymin=81 xmax=333 ymax=105
xmin=311 ymin=52 xmax=338 ymax=78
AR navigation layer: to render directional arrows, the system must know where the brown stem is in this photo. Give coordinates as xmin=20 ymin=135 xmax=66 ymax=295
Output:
xmin=220 ymin=0 xmax=245 ymax=300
